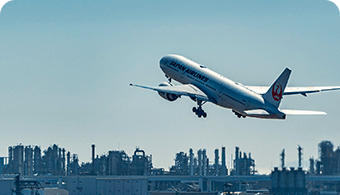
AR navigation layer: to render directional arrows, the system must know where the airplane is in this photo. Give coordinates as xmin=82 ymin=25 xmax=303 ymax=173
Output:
xmin=130 ymin=54 xmax=340 ymax=119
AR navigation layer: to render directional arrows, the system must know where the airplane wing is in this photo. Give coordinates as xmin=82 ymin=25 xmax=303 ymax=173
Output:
xmin=246 ymin=86 xmax=340 ymax=96
xmin=130 ymin=83 xmax=210 ymax=101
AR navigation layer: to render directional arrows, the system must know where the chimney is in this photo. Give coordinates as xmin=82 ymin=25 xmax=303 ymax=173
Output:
xmin=92 ymin=144 xmax=95 ymax=175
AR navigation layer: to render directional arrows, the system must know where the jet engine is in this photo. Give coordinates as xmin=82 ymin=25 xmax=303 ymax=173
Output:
xmin=158 ymin=82 xmax=179 ymax=101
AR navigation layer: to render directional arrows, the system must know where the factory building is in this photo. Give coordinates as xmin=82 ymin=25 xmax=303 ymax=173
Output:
xmin=0 ymin=175 xmax=148 ymax=195
xmin=169 ymin=147 xmax=230 ymax=176
xmin=170 ymin=152 xmax=188 ymax=175
xmin=4 ymin=142 xmax=340 ymax=194
xmin=307 ymin=141 xmax=340 ymax=175
xmin=75 ymin=146 xmax=153 ymax=176
xmin=231 ymin=147 xmax=256 ymax=176
xmin=131 ymin=148 xmax=153 ymax=175
xmin=107 ymin=150 xmax=129 ymax=175
xmin=3 ymin=144 xmax=76 ymax=176
xmin=314 ymin=141 xmax=340 ymax=175
xmin=169 ymin=146 xmax=257 ymax=176
xmin=3 ymin=144 xmax=153 ymax=177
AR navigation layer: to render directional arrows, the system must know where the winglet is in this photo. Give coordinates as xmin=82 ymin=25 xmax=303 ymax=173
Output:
xmin=263 ymin=68 xmax=291 ymax=108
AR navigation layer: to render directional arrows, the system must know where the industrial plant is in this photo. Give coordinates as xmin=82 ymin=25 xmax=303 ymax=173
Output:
xmin=1 ymin=141 xmax=340 ymax=195
xmin=1 ymin=144 xmax=153 ymax=177
xmin=311 ymin=141 xmax=340 ymax=175
xmin=169 ymin=147 xmax=255 ymax=177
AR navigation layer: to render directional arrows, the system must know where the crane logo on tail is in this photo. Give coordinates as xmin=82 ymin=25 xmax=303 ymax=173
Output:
xmin=272 ymin=82 xmax=283 ymax=101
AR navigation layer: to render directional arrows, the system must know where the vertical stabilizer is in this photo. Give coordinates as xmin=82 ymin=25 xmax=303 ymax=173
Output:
xmin=263 ymin=68 xmax=291 ymax=108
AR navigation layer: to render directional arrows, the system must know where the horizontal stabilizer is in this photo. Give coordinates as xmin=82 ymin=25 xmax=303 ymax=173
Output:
xmin=244 ymin=109 xmax=270 ymax=116
xmin=281 ymin=109 xmax=327 ymax=115
xmin=243 ymin=109 xmax=286 ymax=119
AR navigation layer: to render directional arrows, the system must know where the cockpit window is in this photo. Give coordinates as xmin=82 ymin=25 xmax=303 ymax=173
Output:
xmin=200 ymin=65 xmax=206 ymax=68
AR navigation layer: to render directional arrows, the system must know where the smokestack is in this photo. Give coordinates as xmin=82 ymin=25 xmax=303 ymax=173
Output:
xmin=189 ymin=149 xmax=194 ymax=176
xmin=235 ymin=147 xmax=240 ymax=176
xmin=62 ymin=148 xmax=66 ymax=175
xmin=298 ymin=145 xmax=303 ymax=168
xmin=221 ymin=147 xmax=226 ymax=175
xmin=206 ymin=158 xmax=209 ymax=176
xmin=92 ymin=144 xmax=95 ymax=175
xmin=280 ymin=149 xmax=285 ymax=168
xmin=67 ymin=152 xmax=71 ymax=176
xmin=198 ymin=149 xmax=202 ymax=176
xmin=309 ymin=158 xmax=314 ymax=175
xmin=203 ymin=149 xmax=207 ymax=176
xmin=214 ymin=149 xmax=219 ymax=176
xmin=235 ymin=147 xmax=239 ymax=160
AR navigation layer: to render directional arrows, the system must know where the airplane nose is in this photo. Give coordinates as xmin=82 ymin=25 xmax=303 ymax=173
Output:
xmin=159 ymin=56 xmax=169 ymax=69
xmin=159 ymin=56 xmax=168 ymax=67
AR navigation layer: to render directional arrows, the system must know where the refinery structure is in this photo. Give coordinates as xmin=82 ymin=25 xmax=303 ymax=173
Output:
xmin=1 ymin=144 xmax=153 ymax=177
xmin=1 ymin=145 xmax=256 ymax=178
xmin=1 ymin=141 xmax=340 ymax=194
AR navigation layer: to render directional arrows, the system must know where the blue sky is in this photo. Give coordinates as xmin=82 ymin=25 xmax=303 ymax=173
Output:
xmin=0 ymin=0 xmax=340 ymax=174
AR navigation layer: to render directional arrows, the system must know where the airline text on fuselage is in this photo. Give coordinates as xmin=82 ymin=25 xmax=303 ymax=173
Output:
xmin=169 ymin=61 xmax=209 ymax=83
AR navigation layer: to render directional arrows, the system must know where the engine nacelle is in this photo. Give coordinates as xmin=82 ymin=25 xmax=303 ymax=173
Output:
xmin=158 ymin=82 xmax=179 ymax=102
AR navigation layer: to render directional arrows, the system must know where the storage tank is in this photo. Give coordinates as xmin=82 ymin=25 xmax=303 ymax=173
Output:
xmin=296 ymin=167 xmax=306 ymax=189
xmin=287 ymin=167 xmax=295 ymax=189
xmin=271 ymin=167 xmax=280 ymax=189
xmin=279 ymin=167 xmax=287 ymax=188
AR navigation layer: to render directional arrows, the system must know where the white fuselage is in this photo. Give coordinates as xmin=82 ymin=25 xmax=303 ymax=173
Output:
xmin=159 ymin=54 xmax=281 ymax=117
